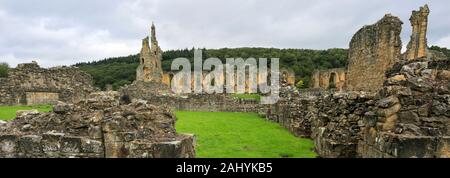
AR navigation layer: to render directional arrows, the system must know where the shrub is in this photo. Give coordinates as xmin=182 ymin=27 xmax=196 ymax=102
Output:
xmin=0 ymin=62 xmax=10 ymax=78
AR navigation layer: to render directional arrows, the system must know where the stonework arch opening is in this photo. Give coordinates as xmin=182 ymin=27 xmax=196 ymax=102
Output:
xmin=329 ymin=72 xmax=337 ymax=89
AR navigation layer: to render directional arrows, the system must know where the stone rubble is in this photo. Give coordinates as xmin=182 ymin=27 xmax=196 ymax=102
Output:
xmin=0 ymin=91 xmax=195 ymax=158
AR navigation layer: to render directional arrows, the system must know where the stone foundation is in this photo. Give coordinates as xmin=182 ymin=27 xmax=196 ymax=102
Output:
xmin=0 ymin=92 xmax=195 ymax=158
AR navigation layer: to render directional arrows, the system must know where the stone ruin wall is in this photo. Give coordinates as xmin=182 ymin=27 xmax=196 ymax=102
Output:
xmin=136 ymin=24 xmax=164 ymax=83
xmin=0 ymin=92 xmax=195 ymax=158
xmin=358 ymin=59 xmax=449 ymax=158
xmin=1 ymin=6 xmax=447 ymax=158
xmin=266 ymin=88 xmax=376 ymax=157
xmin=405 ymin=5 xmax=429 ymax=61
xmin=310 ymin=68 xmax=346 ymax=91
xmin=161 ymin=68 xmax=296 ymax=94
xmin=120 ymin=85 xmax=268 ymax=114
xmin=267 ymin=58 xmax=449 ymax=158
xmin=266 ymin=5 xmax=449 ymax=157
xmin=0 ymin=61 xmax=96 ymax=105
xmin=131 ymin=23 xmax=296 ymax=96
xmin=345 ymin=14 xmax=403 ymax=93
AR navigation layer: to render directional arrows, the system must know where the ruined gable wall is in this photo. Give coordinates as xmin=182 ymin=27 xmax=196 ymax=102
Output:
xmin=346 ymin=14 xmax=403 ymax=92
xmin=0 ymin=62 xmax=96 ymax=105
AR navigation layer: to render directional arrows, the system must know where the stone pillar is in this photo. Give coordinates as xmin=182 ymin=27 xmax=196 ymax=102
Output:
xmin=405 ymin=5 xmax=430 ymax=60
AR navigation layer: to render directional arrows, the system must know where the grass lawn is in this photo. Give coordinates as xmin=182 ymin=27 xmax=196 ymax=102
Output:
xmin=175 ymin=111 xmax=317 ymax=158
xmin=0 ymin=105 xmax=53 ymax=121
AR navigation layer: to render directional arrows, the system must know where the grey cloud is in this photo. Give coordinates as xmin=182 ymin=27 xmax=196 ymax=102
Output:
xmin=0 ymin=0 xmax=449 ymax=67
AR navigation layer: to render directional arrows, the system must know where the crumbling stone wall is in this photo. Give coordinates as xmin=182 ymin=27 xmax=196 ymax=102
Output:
xmin=136 ymin=23 xmax=164 ymax=83
xmin=266 ymin=86 xmax=315 ymax=138
xmin=25 ymin=92 xmax=59 ymax=105
xmin=267 ymin=57 xmax=449 ymax=158
xmin=358 ymin=59 xmax=449 ymax=158
xmin=346 ymin=14 xmax=403 ymax=92
xmin=310 ymin=68 xmax=346 ymax=91
xmin=311 ymin=92 xmax=375 ymax=157
xmin=405 ymin=5 xmax=430 ymax=61
xmin=120 ymin=90 xmax=268 ymax=114
xmin=0 ymin=92 xmax=195 ymax=158
xmin=0 ymin=61 xmax=96 ymax=105
xmin=266 ymin=86 xmax=376 ymax=157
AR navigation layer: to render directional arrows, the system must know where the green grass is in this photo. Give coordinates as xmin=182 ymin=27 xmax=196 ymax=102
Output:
xmin=0 ymin=105 xmax=53 ymax=121
xmin=231 ymin=93 xmax=261 ymax=101
xmin=175 ymin=111 xmax=316 ymax=158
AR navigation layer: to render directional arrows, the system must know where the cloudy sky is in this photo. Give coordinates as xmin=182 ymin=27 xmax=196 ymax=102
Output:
xmin=0 ymin=0 xmax=449 ymax=67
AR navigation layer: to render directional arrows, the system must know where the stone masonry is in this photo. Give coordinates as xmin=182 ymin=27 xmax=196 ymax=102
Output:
xmin=136 ymin=23 xmax=164 ymax=83
xmin=346 ymin=14 xmax=403 ymax=92
xmin=0 ymin=91 xmax=195 ymax=158
xmin=266 ymin=5 xmax=449 ymax=157
xmin=0 ymin=61 xmax=96 ymax=105
xmin=358 ymin=59 xmax=449 ymax=158
xmin=404 ymin=5 xmax=430 ymax=61
xmin=310 ymin=68 xmax=346 ymax=91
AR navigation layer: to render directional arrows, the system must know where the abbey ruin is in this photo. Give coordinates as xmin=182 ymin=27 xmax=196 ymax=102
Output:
xmin=0 ymin=4 xmax=448 ymax=158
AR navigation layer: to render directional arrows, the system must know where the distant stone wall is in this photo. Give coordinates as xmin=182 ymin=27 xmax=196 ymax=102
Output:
xmin=120 ymin=89 xmax=268 ymax=114
xmin=0 ymin=62 xmax=96 ymax=105
xmin=346 ymin=14 xmax=403 ymax=92
xmin=25 ymin=92 xmax=59 ymax=105
xmin=310 ymin=68 xmax=346 ymax=91
xmin=0 ymin=92 xmax=195 ymax=158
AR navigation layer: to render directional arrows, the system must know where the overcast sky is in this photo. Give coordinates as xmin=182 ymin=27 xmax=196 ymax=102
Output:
xmin=0 ymin=0 xmax=449 ymax=67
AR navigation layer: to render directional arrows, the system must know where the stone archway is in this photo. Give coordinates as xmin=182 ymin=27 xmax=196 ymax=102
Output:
xmin=329 ymin=72 xmax=337 ymax=89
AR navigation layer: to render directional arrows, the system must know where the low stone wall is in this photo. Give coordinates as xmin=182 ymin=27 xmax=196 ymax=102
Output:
xmin=146 ymin=94 xmax=267 ymax=114
xmin=0 ymin=92 xmax=195 ymax=158
xmin=311 ymin=92 xmax=375 ymax=158
xmin=120 ymin=82 xmax=268 ymax=114
xmin=266 ymin=88 xmax=375 ymax=157
xmin=266 ymin=87 xmax=315 ymax=138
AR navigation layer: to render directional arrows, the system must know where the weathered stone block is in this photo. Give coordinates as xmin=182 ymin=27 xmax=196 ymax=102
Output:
xmin=18 ymin=135 xmax=43 ymax=154
xmin=41 ymin=132 xmax=64 ymax=152
xmin=60 ymin=137 xmax=82 ymax=153
xmin=81 ymin=138 xmax=103 ymax=153
xmin=0 ymin=135 xmax=18 ymax=157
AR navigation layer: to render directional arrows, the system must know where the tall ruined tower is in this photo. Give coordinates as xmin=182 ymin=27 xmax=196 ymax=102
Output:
xmin=404 ymin=5 xmax=430 ymax=60
xmin=136 ymin=23 xmax=164 ymax=83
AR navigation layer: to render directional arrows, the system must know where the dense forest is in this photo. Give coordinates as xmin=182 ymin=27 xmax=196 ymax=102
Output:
xmin=430 ymin=46 xmax=450 ymax=58
xmin=74 ymin=48 xmax=348 ymax=90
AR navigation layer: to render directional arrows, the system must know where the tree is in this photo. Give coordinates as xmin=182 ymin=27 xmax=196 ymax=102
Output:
xmin=0 ymin=62 xmax=9 ymax=78
xmin=296 ymin=80 xmax=305 ymax=89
